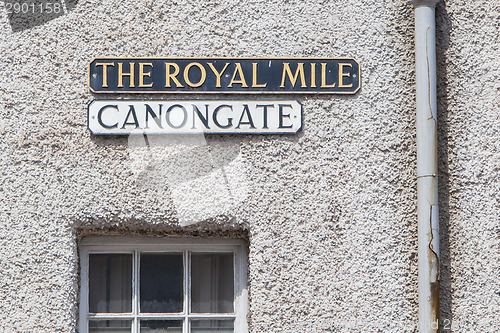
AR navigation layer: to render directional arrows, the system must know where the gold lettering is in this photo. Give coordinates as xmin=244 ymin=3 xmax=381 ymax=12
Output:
xmin=95 ymin=62 xmax=114 ymax=88
xmin=252 ymin=63 xmax=267 ymax=88
xmin=117 ymin=62 xmax=135 ymax=88
xmin=207 ymin=62 xmax=230 ymax=88
xmin=184 ymin=62 xmax=207 ymax=88
xmin=310 ymin=63 xmax=316 ymax=88
xmin=321 ymin=63 xmax=335 ymax=88
xmin=338 ymin=63 xmax=353 ymax=88
xmin=280 ymin=63 xmax=306 ymax=88
xmin=165 ymin=63 xmax=184 ymax=88
xmin=228 ymin=63 xmax=248 ymax=88
xmin=139 ymin=63 xmax=154 ymax=88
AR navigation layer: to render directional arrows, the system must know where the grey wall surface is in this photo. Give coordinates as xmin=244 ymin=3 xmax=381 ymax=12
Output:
xmin=0 ymin=0 xmax=498 ymax=332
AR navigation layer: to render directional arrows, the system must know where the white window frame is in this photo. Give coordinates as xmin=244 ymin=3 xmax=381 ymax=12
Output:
xmin=79 ymin=236 xmax=248 ymax=333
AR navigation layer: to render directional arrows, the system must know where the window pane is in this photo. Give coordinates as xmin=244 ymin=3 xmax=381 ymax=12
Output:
xmin=140 ymin=320 xmax=183 ymax=332
xmin=140 ymin=253 xmax=183 ymax=313
xmin=89 ymin=254 xmax=132 ymax=313
xmin=191 ymin=319 xmax=234 ymax=333
xmin=191 ymin=253 xmax=234 ymax=313
xmin=89 ymin=320 xmax=132 ymax=333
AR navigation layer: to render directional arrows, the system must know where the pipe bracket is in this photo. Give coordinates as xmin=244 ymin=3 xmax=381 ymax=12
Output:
xmin=410 ymin=0 xmax=440 ymax=6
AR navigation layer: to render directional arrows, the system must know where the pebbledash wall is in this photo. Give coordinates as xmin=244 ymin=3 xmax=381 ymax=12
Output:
xmin=0 ymin=0 xmax=498 ymax=332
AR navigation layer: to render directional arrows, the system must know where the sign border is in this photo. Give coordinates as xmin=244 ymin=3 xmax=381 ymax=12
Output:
xmin=88 ymin=57 xmax=361 ymax=95
xmin=87 ymin=99 xmax=303 ymax=135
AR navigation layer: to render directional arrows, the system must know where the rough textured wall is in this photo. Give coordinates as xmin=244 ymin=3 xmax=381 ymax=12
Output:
xmin=436 ymin=2 xmax=500 ymax=332
xmin=0 ymin=0 xmax=497 ymax=332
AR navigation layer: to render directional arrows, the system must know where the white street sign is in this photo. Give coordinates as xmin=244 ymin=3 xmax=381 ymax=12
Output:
xmin=88 ymin=100 xmax=302 ymax=135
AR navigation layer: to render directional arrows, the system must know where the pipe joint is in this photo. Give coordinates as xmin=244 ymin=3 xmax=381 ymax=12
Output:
xmin=416 ymin=174 xmax=437 ymax=179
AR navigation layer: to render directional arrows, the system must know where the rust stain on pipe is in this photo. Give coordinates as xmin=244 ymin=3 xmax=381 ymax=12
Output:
xmin=429 ymin=203 xmax=440 ymax=331
xmin=430 ymin=280 xmax=440 ymax=330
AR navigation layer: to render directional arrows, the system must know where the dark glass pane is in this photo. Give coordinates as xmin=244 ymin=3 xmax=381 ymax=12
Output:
xmin=191 ymin=253 xmax=234 ymax=313
xmin=89 ymin=254 xmax=132 ymax=313
xmin=191 ymin=319 xmax=234 ymax=333
xmin=140 ymin=320 xmax=183 ymax=332
xmin=140 ymin=253 xmax=183 ymax=313
xmin=89 ymin=320 xmax=132 ymax=333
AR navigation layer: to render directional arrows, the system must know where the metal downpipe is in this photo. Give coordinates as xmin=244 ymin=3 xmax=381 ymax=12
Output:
xmin=410 ymin=1 xmax=440 ymax=332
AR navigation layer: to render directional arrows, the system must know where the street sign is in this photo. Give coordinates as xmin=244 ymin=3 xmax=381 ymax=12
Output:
xmin=88 ymin=100 xmax=302 ymax=135
xmin=89 ymin=58 xmax=360 ymax=94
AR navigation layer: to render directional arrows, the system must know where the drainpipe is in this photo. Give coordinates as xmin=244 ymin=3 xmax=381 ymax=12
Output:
xmin=410 ymin=1 xmax=440 ymax=332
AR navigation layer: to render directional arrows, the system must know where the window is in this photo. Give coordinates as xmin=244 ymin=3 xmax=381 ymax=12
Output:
xmin=79 ymin=237 xmax=248 ymax=333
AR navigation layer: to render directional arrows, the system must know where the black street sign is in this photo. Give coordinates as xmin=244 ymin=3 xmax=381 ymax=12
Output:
xmin=89 ymin=58 xmax=360 ymax=94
